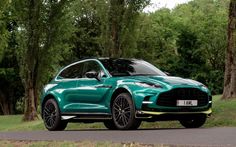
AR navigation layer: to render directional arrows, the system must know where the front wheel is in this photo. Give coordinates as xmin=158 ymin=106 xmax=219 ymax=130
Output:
xmin=179 ymin=115 xmax=207 ymax=128
xmin=103 ymin=120 xmax=117 ymax=130
xmin=112 ymin=93 xmax=141 ymax=130
xmin=43 ymin=99 xmax=68 ymax=131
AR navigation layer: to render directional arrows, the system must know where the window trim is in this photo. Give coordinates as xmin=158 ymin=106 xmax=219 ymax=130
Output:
xmin=55 ymin=59 xmax=111 ymax=81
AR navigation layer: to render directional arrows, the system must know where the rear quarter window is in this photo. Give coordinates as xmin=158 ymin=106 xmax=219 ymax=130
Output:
xmin=58 ymin=62 xmax=84 ymax=79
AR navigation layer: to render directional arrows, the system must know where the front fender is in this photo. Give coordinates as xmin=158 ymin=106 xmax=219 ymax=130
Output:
xmin=112 ymin=81 xmax=159 ymax=110
xmin=41 ymin=91 xmax=64 ymax=111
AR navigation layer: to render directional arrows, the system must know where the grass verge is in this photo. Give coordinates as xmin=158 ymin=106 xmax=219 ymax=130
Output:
xmin=0 ymin=95 xmax=236 ymax=131
xmin=0 ymin=140 xmax=170 ymax=147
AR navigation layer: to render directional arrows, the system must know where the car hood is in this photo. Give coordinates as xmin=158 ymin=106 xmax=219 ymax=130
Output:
xmin=125 ymin=76 xmax=204 ymax=87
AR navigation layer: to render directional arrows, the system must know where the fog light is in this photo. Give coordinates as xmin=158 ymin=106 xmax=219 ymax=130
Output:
xmin=142 ymin=101 xmax=153 ymax=104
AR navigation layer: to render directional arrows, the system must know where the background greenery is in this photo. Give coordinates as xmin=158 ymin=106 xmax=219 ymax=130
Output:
xmin=0 ymin=0 xmax=229 ymax=115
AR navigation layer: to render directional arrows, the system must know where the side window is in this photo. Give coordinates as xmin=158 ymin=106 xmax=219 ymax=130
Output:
xmin=83 ymin=61 xmax=103 ymax=78
xmin=58 ymin=62 xmax=84 ymax=79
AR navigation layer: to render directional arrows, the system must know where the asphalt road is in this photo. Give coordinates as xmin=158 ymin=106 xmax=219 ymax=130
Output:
xmin=0 ymin=127 xmax=235 ymax=146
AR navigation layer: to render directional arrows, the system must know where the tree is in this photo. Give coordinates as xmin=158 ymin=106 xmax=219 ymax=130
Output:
xmin=0 ymin=57 xmax=23 ymax=115
xmin=135 ymin=0 xmax=227 ymax=94
xmin=0 ymin=0 xmax=10 ymax=61
xmin=0 ymin=0 xmax=231 ymax=115
xmin=0 ymin=21 xmax=24 ymax=115
xmin=69 ymin=0 xmax=150 ymax=59
xmin=103 ymin=0 xmax=150 ymax=57
xmin=222 ymin=0 xmax=236 ymax=99
xmin=22 ymin=0 xmax=41 ymax=120
xmin=16 ymin=0 xmax=75 ymax=120
xmin=70 ymin=0 xmax=103 ymax=60
xmin=0 ymin=0 xmax=24 ymax=115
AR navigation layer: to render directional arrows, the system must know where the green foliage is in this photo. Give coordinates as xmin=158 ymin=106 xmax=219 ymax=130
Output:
xmin=174 ymin=0 xmax=227 ymax=94
xmin=100 ymin=0 xmax=150 ymax=57
xmin=0 ymin=0 xmax=10 ymax=61
xmin=15 ymin=98 xmax=24 ymax=114
xmin=119 ymin=0 xmax=150 ymax=57
xmin=36 ymin=0 xmax=76 ymax=90
xmin=14 ymin=0 xmax=76 ymax=102
xmin=0 ymin=0 xmax=24 ymax=115
xmin=68 ymin=0 xmax=150 ymax=59
xmin=69 ymin=0 xmax=104 ymax=61
xmin=0 ymin=0 xmax=230 ymax=114
xmin=136 ymin=8 xmax=177 ymax=67
xmin=136 ymin=0 xmax=228 ymax=94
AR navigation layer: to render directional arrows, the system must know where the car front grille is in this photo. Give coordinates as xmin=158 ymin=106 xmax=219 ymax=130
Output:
xmin=156 ymin=88 xmax=209 ymax=107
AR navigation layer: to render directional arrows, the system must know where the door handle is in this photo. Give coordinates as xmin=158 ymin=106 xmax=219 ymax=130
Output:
xmin=95 ymin=85 xmax=112 ymax=88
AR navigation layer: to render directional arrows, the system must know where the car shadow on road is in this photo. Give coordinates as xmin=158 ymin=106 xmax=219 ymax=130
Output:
xmin=64 ymin=127 xmax=197 ymax=131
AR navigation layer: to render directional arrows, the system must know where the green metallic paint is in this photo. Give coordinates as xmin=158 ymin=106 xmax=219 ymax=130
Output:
xmin=41 ymin=59 xmax=212 ymax=117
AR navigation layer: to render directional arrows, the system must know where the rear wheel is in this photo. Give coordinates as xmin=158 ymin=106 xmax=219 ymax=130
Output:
xmin=112 ymin=93 xmax=141 ymax=130
xmin=43 ymin=99 xmax=67 ymax=131
xmin=179 ymin=115 xmax=207 ymax=128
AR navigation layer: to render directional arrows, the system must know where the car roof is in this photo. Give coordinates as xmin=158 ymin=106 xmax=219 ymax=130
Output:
xmin=74 ymin=57 xmax=142 ymax=62
xmin=97 ymin=57 xmax=141 ymax=61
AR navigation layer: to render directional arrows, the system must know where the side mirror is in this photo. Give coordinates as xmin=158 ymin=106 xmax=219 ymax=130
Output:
xmin=85 ymin=71 xmax=100 ymax=81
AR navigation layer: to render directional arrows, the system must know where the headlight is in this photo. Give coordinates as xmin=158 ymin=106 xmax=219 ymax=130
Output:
xmin=201 ymin=84 xmax=208 ymax=88
xmin=44 ymin=84 xmax=57 ymax=92
xmin=201 ymin=84 xmax=209 ymax=91
xmin=135 ymin=82 xmax=162 ymax=88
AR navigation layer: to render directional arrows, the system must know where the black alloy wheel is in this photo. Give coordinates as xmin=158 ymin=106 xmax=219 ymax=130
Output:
xmin=112 ymin=93 xmax=141 ymax=130
xmin=43 ymin=99 xmax=67 ymax=131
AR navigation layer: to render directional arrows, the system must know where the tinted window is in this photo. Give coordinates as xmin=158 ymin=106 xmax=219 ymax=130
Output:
xmin=83 ymin=61 xmax=102 ymax=78
xmin=58 ymin=62 xmax=84 ymax=79
xmin=100 ymin=59 xmax=166 ymax=77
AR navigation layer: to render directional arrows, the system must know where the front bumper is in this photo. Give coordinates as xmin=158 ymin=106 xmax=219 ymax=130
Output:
xmin=135 ymin=108 xmax=212 ymax=121
xmin=137 ymin=108 xmax=212 ymax=116
xmin=133 ymin=87 xmax=212 ymax=121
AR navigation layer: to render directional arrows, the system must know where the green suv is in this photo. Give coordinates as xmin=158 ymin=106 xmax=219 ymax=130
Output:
xmin=41 ymin=58 xmax=212 ymax=131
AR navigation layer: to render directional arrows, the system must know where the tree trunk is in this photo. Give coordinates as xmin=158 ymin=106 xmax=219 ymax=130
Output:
xmin=23 ymin=79 xmax=38 ymax=121
xmin=222 ymin=0 xmax=236 ymax=99
xmin=0 ymin=90 xmax=10 ymax=115
xmin=109 ymin=0 xmax=125 ymax=57
xmin=22 ymin=0 xmax=41 ymax=121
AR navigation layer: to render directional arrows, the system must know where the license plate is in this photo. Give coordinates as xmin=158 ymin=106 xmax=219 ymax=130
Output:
xmin=177 ymin=100 xmax=198 ymax=106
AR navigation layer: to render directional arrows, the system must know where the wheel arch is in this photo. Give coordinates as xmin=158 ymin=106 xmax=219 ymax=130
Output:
xmin=110 ymin=87 xmax=134 ymax=109
xmin=41 ymin=93 xmax=60 ymax=118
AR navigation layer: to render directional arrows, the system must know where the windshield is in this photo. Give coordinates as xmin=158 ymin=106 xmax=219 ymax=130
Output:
xmin=99 ymin=59 xmax=167 ymax=77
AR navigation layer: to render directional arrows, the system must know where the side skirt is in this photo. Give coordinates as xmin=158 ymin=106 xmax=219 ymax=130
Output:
xmin=61 ymin=112 xmax=112 ymax=122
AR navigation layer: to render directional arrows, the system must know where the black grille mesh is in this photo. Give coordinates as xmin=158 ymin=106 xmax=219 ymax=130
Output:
xmin=156 ymin=88 xmax=209 ymax=107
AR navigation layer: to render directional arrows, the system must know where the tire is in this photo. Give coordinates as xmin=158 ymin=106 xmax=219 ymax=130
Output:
xmin=103 ymin=120 xmax=117 ymax=130
xmin=42 ymin=99 xmax=68 ymax=131
xmin=111 ymin=93 xmax=141 ymax=130
xmin=179 ymin=114 xmax=207 ymax=128
xmin=130 ymin=120 xmax=142 ymax=130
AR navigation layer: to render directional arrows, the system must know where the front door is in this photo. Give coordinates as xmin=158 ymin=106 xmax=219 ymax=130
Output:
xmin=75 ymin=60 xmax=111 ymax=113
